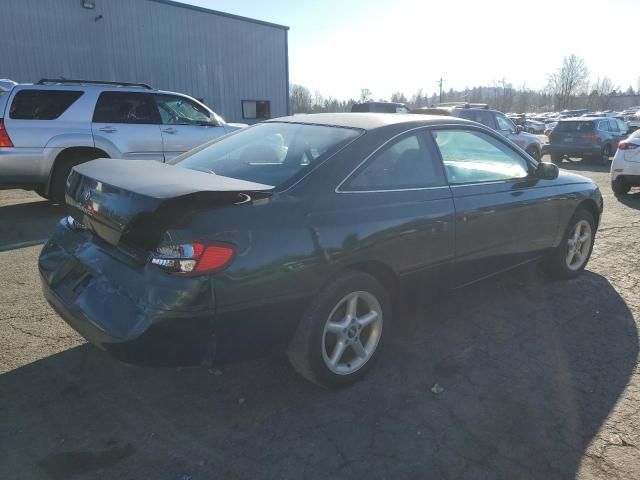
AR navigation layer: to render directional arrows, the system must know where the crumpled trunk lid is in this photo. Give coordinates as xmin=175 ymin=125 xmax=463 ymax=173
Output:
xmin=66 ymin=159 xmax=272 ymax=248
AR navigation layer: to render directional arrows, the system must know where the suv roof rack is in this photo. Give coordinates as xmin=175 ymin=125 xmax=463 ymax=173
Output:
xmin=437 ymin=102 xmax=489 ymax=109
xmin=36 ymin=78 xmax=153 ymax=89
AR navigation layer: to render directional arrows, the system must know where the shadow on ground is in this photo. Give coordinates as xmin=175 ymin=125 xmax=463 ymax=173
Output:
xmin=0 ymin=200 xmax=64 ymax=252
xmin=1 ymin=267 xmax=637 ymax=480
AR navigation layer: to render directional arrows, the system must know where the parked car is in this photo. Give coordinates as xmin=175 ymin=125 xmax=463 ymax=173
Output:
xmin=524 ymin=119 xmax=545 ymax=134
xmin=543 ymin=117 xmax=626 ymax=165
xmin=0 ymin=78 xmax=245 ymax=202
xmin=39 ymin=113 xmax=602 ymax=388
xmin=351 ymin=102 xmax=410 ymax=113
xmin=628 ymin=113 xmax=640 ymax=134
xmin=412 ymin=105 xmax=543 ymax=159
xmin=611 ymin=129 xmax=640 ymax=195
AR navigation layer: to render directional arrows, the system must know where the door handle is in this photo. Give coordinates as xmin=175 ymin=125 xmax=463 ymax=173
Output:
xmin=98 ymin=126 xmax=117 ymax=133
xmin=161 ymin=127 xmax=177 ymax=134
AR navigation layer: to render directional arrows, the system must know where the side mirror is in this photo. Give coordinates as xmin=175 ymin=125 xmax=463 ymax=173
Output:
xmin=535 ymin=161 xmax=559 ymax=180
xmin=516 ymin=125 xmax=524 ymax=134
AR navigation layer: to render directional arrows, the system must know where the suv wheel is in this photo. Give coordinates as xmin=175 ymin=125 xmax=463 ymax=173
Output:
xmin=526 ymin=146 xmax=540 ymax=161
xmin=287 ymin=271 xmax=390 ymax=388
xmin=543 ymin=208 xmax=596 ymax=279
xmin=611 ymin=178 xmax=631 ymax=195
xmin=600 ymin=145 xmax=612 ymax=166
xmin=50 ymin=150 xmax=105 ymax=204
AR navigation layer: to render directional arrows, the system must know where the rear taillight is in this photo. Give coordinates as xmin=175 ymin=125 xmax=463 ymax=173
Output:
xmin=581 ymin=134 xmax=600 ymax=142
xmin=0 ymin=119 xmax=13 ymax=147
xmin=151 ymin=242 xmax=235 ymax=275
xmin=618 ymin=141 xmax=639 ymax=150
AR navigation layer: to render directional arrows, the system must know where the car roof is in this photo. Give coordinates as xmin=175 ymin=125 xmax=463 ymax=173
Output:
xmin=10 ymin=82 xmax=187 ymax=97
xmin=267 ymin=112 xmax=474 ymax=130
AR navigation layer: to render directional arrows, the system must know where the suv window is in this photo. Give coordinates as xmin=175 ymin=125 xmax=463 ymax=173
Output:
xmin=155 ymin=95 xmax=213 ymax=125
xmin=93 ymin=92 xmax=160 ymax=124
xmin=495 ymin=115 xmax=516 ymax=133
xmin=345 ymin=132 xmax=445 ymax=191
xmin=9 ymin=89 xmax=83 ymax=120
xmin=555 ymin=121 xmax=594 ymax=132
xmin=597 ymin=120 xmax=609 ymax=132
xmin=608 ymin=119 xmax=619 ymax=132
xmin=432 ymin=129 xmax=529 ymax=184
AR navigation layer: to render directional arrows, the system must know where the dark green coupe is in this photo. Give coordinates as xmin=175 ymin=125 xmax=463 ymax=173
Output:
xmin=39 ymin=113 xmax=603 ymax=387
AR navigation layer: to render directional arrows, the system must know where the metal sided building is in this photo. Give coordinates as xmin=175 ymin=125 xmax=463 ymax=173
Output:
xmin=0 ymin=0 xmax=289 ymax=122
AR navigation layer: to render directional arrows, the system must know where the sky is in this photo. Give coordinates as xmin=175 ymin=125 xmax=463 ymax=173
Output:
xmin=184 ymin=0 xmax=640 ymax=101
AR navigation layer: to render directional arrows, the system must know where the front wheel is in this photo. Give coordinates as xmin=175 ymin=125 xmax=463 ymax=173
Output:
xmin=542 ymin=209 xmax=596 ymax=279
xmin=287 ymin=271 xmax=390 ymax=388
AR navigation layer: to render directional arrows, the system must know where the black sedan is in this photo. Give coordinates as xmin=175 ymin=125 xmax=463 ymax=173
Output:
xmin=39 ymin=113 xmax=603 ymax=388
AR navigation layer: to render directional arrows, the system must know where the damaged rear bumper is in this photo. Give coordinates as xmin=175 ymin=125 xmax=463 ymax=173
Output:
xmin=39 ymin=220 xmax=217 ymax=366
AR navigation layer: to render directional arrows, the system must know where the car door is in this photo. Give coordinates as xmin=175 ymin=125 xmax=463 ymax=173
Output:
xmin=327 ymin=129 xmax=456 ymax=281
xmin=154 ymin=94 xmax=227 ymax=161
xmin=431 ymin=127 xmax=561 ymax=286
xmin=92 ymin=91 xmax=164 ymax=161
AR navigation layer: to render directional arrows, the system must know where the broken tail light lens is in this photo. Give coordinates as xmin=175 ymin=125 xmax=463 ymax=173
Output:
xmin=151 ymin=242 xmax=235 ymax=275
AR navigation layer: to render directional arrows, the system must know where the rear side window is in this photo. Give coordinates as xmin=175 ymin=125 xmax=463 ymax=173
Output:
xmin=556 ymin=121 xmax=594 ymax=132
xmin=93 ymin=92 xmax=160 ymax=124
xmin=9 ymin=89 xmax=83 ymax=120
xmin=344 ymin=132 xmax=446 ymax=191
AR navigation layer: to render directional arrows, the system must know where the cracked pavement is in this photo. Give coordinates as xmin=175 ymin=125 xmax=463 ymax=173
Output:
xmin=1 ymin=161 xmax=639 ymax=480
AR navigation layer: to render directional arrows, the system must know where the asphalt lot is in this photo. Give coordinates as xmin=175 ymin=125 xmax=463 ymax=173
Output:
xmin=1 ymin=160 xmax=639 ymax=480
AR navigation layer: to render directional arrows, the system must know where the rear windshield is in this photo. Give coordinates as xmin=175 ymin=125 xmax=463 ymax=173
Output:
xmin=555 ymin=121 xmax=594 ymax=132
xmin=9 ymin=89 xmax=83 ymax=120
xmin=170 ymin=122 xmax=361 ymax=189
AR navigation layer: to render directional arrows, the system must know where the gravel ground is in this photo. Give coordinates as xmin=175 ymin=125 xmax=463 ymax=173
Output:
xmin=1 ymin=161 xmax=639 ymax=480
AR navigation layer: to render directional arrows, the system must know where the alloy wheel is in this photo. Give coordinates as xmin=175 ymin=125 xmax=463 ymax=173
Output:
xmin=566 ymin=219 xmax=592 ymax=271
xmin=322 ymin=291 xmax=383 ymax=375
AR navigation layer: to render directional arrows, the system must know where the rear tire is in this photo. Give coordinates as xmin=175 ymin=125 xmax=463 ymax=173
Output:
xmin=542 ymin=208 xmax=596 ymax=279
xmin=287 ymin=271 xmax=390 ymax=388
xmin=551 ymin=153 xmax=563 ymax=164
xmin=50 ymin=150 xmax=106 ymax=204
xmin=611 ymin=178 xmax=631 ymax=195
xmin=526 ymin=146 xmax=540 ymax=161
xmin=600 ymin=145 xmax=611 ymax=166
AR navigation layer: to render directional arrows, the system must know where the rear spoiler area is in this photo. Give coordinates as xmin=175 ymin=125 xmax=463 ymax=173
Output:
xmin=66 ymin=159 xmax=273 ymax=249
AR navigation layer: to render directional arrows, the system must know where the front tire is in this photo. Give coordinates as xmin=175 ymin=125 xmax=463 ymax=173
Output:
xmin=611 ymin=178 xmax=631 ymax=195
xmin=543 ymin=208 xmax=596 ymax=279
xmin=287 ymin=271 xmax=390 ymax=388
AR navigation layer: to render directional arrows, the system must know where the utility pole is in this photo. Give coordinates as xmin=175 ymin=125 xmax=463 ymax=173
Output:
xmin=438 ymin=78 xmax=444 ymax=104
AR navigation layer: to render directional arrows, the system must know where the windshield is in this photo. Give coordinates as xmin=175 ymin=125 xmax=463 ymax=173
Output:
xmin=170 ymin=122 xmax=361 ymax=188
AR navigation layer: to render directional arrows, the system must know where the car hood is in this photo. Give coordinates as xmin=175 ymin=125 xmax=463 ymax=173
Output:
xmin=555 ymin=168 xmax=596 ymax=185
xmin=518 ymin=131 xmax=542 ymax=144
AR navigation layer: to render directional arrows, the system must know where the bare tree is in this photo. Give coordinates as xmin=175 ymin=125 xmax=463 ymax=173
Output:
xmin=588 ymin=77 xmax=616 ymax=110
xmin=547 ymin=54 xmax=589 ymax=110
xmin=390 ymin=92 xmax=408 ymax=104
xmin=290 ymin=84 xmax=313 ymax=113
xmin=359 ymin=88 xmax=372 ymax=103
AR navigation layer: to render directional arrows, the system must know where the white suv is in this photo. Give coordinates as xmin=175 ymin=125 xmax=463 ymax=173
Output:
xmin=611 ymin=129 xmax=640 ymax=195
xmin=0 ymin=79 xmax=245 ymax=202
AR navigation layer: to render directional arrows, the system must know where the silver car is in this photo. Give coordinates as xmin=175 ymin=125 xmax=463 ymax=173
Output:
xmin=0 ymin=79 xmax=245 ymax=202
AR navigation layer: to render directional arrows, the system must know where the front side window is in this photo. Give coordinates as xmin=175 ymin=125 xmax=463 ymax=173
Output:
xmin=93 ymin=92 xmax=159 ymax=124
xmin=155 ymin=95 xmax=213 ymax=125
xmin=475 ymin=111 xmax=496 ymax=129
xmin=170 ymin=122 xmax=360 ymax=188
xmin=495 ymin=115 xmax=516 ymax=133
xmin=10 ymin=89 xmax=83 ymax=120
xmin=608 ymin=119 xmax=619 ymax=132
xmin=344 ymin=132 xmax=445 ymax=191
xmin=242 ymin=100 xmax=271 ymax=120
xmin=432 ymin=129 xmax=529 ymax=185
